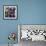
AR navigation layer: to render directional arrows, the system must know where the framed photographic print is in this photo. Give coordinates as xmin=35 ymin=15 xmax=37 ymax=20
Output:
xmin=3 ymin=5 xmax=17 ymax=20
xmin=18 ymin=24 xmax=46 ymax=42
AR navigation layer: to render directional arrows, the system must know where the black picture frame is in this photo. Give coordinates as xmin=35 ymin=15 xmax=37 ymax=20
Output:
xmin=3 ymin=5 xmax=18 ymax=20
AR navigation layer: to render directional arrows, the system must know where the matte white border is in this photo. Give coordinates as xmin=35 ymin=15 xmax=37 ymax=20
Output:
xmin=18 ymin=25 xmax=21 ymax=43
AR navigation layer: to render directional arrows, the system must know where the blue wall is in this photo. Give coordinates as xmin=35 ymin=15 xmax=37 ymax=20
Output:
xmin=20 ymin=0 xmax=46 ymax=24
xmin=0 ymin=0 xmax=19 ymax=44
xmin=0 ymin=0 xmax=46 ymax=44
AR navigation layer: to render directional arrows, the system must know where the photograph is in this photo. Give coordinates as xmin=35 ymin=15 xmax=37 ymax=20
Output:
xmin=18 ymin=24 xmax=46 ymax=41
xmin=3 ymin=5 xmax=17 ymax=20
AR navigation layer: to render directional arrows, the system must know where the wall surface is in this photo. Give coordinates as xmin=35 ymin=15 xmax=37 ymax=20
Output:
xmin=20 ymin=0 xmax=46 ymax=24
xmin=0 ymin=0 xmax=46 ymax=45
xmin=0 ymin=0 xmax=19 ymax=44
